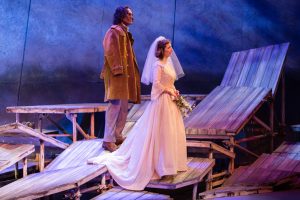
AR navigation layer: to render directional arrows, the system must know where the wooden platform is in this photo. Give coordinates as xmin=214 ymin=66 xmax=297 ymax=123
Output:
xmin=5 ymin=103 xmax=108 ymax=142
xmin=0 ymin=143 xmax=35 ymax=177
xmin=92 ymin=187 xmax=171 ymax=200
xmin=147 ymin=157 xmax=215 ymax=200
xmin=0 ymin=139 xmax=107 ymax=200
xmin=199 ymin=142 xmax=300 ymax=199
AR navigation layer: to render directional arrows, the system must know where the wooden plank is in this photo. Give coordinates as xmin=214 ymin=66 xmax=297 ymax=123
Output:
xmin=45 ymin=139 xmax=104 ymax=171
xmin=6 ymin=103 xmax=108 ymax=114
xmin=235 ymin=48 xmax=255 ymax=86
xmin=227 ymin=88 xmax=270 ymax=132
xmin=0 ymin=143 xmax=35 ymax=172
xmin=16 ymin=122 xmax=69 ymax=149
xmin=227 ymin=50 xmax=248 ymax=86
xmin=243 ymin=47 xmax=265 ymax=87
xmin=186 ymin=140 xmax=235 ymax=158
xmin=0 ymin=164 xmax=107 ymax=200
xmin=252 ymin=45 xmax=273 ymax=87
xmin=147 ymin=157 xmax=214 ymax=189
xmin=220 ymin=51 xmax=242 ymax=86
xmin=267 ymin=43 xmax=289 ymax=96
xmin=184 ymin=86 xmax=230 ymax=129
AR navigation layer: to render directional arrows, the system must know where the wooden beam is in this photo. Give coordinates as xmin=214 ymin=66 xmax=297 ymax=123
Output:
xmin=252 ymin=116 xmax=271 ymax=131
xmin=234 ymin=143 xmax=259 ymax=158
xmin=90 ymin=113 xmax=95 ymax=138
xmin=39 ymin=139 xmax=45 ymax=172
xmin=236 ymin=134 xmax=268 ymax=144
xmin=23 ymin=157 xmax=27 ymax=177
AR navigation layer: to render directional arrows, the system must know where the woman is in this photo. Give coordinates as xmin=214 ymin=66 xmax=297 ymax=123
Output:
xmin=88 ymin=36 xmax=187 ymax=190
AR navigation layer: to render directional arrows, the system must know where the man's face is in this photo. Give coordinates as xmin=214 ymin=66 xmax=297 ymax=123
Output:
xmin=122 ymin=8 xmax=133 ymax=26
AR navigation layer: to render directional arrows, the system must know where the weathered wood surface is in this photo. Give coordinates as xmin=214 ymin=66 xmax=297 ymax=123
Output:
xmin=199 ymin=185 xmax=273 ymax=199
xmin=186 ymin=140 xmax=235 ymax=158
xmin=45 ymin=139 xmax=104 ymax=171
xmin=147 ymin=157 xmax=214 ymax=189
xmin=6 ymin=103 xmax=107 ymax=114
xmin=0 ymin=122 xmax=68 ymax=149
xmin=185 ymin=86 xmax=271 ymax=136
xmin=221 ymin=42 xmax=289 ymax=96
xmin=92 ymin=187 xmax=171 ymax=200
xmin=0 ymin=164 xmax=107 ymax=200
xmin=0 ymin=143 xmax=34 ymax=172
xmin=200 ymin=142 xmax=300 ymax=199
xmin=0 ymin=139 xmax=107 ymax=200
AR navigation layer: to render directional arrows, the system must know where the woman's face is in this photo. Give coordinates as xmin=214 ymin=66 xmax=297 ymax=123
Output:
xmin=163 ymin=42 xmax=173 ymax=58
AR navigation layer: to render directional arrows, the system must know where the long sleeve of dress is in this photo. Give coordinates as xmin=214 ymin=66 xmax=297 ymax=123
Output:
xmin=151 ymin=65 xmax=166 ymax=100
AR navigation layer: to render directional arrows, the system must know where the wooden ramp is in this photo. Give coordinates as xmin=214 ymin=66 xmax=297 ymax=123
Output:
xmin=184 ymin=43 xmax=289 ymax=182
xmin=199 ymin=142 xmax=300 ymax=199
xmin=92 ymin=187 xmax=171 ymax=200
xmin=0 ymin=139 xmax=107 ymax=200
xmin=0 ymin=143 xmax=35 ymax=177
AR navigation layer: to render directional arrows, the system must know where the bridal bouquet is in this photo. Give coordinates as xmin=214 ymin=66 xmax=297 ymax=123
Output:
xmin=173 ymin=95 xmax=193 ymax=117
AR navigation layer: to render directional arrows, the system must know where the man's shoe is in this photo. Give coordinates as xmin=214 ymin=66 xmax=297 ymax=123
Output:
xmin=102 ymin=142 xmax=118 ymax=152
xmin=116 ymin=137 xmax=126 ymax=145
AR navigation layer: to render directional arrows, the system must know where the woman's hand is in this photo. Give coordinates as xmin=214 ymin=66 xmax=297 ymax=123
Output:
xmin=165 ymin=88 xmax=179 ymax=99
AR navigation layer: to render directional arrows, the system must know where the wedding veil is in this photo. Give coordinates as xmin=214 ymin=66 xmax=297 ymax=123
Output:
xmin=141 ymin=36 xmax=185 ymax=85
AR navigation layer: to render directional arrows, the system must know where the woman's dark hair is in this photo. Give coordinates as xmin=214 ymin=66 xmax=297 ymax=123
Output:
xmin=113 ymin=6 xmax=130 ymax=25
xmin=155 ymin=39 xmax=170 ymax=59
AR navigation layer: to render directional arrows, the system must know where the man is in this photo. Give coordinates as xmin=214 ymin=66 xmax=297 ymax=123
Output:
xmin=100 ymin=6 xmax=141 ymax=152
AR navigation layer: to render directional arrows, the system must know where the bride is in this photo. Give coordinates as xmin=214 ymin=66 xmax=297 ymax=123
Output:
xmin=88 ymin=36 xmax=187 ymax=190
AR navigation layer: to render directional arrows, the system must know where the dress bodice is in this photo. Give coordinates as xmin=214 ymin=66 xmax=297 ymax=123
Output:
xmin=151 ymin=60 xmax=177 ymax=100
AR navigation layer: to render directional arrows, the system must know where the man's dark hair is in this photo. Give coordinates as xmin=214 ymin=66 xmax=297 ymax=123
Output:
xmin=113 ymin=6 xmax=130 ymax=25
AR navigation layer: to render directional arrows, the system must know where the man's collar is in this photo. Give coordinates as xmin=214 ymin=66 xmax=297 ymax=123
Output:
xmin=120 ymin=23 xmax=129 ymax=32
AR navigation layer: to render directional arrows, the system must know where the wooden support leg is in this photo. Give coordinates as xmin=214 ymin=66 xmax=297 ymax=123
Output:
xmin=229 ymin=137 xmax=235 ymax=174
xmin=281 ymin=70 xmax=286 ymax=134
xmin=192 ymin=183 xmax=198 ymax=200
xmin=90 ymin=113 xmax=95 ymax=138
xmin=14 ymin=162 xmax=19 ymax=179
xmin=16 ymin=113 xmax=20 ymax=123
xmin=39 ymin=139 xmax=45 ymax=171
xmin=23 ymin=157 xmax=28 ymax=177
xmin=71 ymin=114 xmax=78 ymax=142
xmin=270 ymin=100 xmax=274 ymax=152
xmin=206 ymin=148 xmax=213 ymax=190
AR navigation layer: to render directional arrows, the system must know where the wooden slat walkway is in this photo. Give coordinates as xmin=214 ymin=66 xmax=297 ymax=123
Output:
xmin=0 ymin=143 xmax=34 ymax=173
xmin=0 ymin=139 xmax=107 ymax=200
xmin=185 ymin=86 xmax=271 ymax=137
xmin=92 ymin=187 xmax=171 ymax=200
xmin=199 ymin=142 xmax=300 ymax=199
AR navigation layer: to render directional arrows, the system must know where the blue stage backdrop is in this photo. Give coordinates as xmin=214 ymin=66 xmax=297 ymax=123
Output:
xmin=0 ymin=0 xmax=300 ymax=126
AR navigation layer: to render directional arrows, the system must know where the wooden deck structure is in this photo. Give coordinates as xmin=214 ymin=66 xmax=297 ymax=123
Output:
xmin=0 ymin=103 xmax=107 ymax=171
xmin=199 ymin=142 xmax=300 ymax=199
xmin=184 ymin=43 xmax=289 ymax=186
xmin=0 ymin=143 xmax=35 ymax=178
xmin=0 ymin=139 xmax=107 ymax=200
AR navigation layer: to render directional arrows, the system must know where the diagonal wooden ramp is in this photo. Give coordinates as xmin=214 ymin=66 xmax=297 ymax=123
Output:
xmin=0 ymin=143 xmax=35 ymax=177
xmin=0 ymin=139 xmax=107 ymax=200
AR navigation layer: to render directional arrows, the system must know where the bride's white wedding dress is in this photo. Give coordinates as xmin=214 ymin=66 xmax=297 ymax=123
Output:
xmin=88 ymin=60 xmax=187 ymax=190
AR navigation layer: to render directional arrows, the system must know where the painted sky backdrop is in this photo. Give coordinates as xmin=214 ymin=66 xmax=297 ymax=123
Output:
xmin=0 ymin=0 xmax=299 ymax=125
